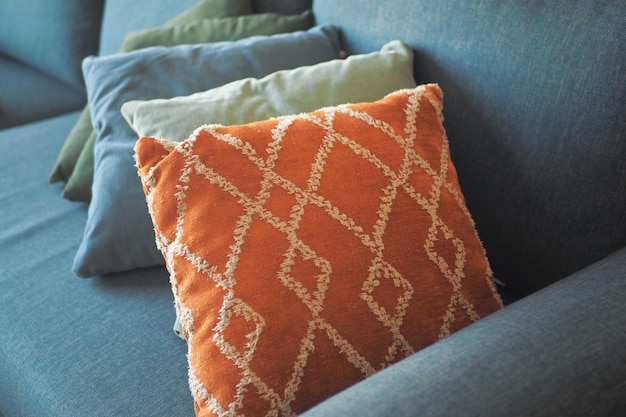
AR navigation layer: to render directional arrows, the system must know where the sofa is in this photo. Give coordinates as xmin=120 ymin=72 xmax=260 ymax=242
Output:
xmin=1 ymin=0 xmax=624 ymax=416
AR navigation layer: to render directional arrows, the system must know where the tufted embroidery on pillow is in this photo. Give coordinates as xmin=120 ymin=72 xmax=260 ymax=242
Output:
xmin=135 ymin=85 xmax=503 ymax=416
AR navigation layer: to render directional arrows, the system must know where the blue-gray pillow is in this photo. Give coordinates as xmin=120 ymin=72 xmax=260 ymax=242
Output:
xmin=73 ymin=25 xmax=341 ymax=277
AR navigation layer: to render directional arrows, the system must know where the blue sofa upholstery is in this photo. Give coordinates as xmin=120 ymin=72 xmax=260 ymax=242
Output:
xmin=0 ymin=0 xmax=624 ymax=416
xmin=0 ymin=113 xmax=190 ymax=415
xmin=0 ymin=0 xmax=105 ymax=129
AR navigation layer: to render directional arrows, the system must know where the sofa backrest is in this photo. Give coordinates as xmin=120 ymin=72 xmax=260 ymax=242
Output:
xmin=313 ymin=0 xmax=626 ymax=295
xmin=0 ymin=0 xmax=105 ymax=91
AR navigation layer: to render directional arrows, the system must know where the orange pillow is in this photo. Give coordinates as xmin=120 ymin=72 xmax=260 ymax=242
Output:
xmin=135 ymin=85 xmax=502 ymax=417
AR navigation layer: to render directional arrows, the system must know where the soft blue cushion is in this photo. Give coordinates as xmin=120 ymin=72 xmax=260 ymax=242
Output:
xmin=0 ymin=0 xmax=104 ymax=89
xmin=0 ymin=113 xmax=192 ymax=417
xmin=74 ymin=26 xmax=341 ymax=277
xmin=301 ymin=247 xmax=626 ymax=417
xmin=313 ymin=0 xmax=626 ymax=295
xmin=0 ymin=56 xmax=85 ymax=129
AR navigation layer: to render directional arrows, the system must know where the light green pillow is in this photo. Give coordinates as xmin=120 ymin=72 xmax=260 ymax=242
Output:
xmin=122 ymin=41 xmax=416 ymax=141
xmin=48 ymin=0 xmax=254 ymax=187
xmin=55 ymin=10 xmax=315 ymax=202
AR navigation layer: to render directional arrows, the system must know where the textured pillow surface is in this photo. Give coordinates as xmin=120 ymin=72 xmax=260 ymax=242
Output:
xmin=73 ymin=26 xmax=341 ymax=277
xmin=135 ymin=85 xmax=503 ymax=416
xmin=123 ymin=40 xmax=416 ymax=338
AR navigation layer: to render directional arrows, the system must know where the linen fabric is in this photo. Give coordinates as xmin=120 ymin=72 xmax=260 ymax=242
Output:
xmin=73 ymin=26 xmax=342 ymax=277
xmin=49 ymin=0 xmax=255 ymax=187
xmin=49 ymin=108 xmax=92 ymax=184
xmin=165 ymin=0 xmax=253 ymax=27
xmin=122 ymin=40 xmax=416 ymax=141
xmin=98 ymin=0 xmax=252 ymax=56
xmin=62 ymin=131 xmax=96 ymax=201
xmin=134 ymin=85 xmax=503 ymax=416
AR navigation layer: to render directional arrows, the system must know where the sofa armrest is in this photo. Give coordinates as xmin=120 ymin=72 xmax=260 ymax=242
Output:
xmin=301 ymin=247 xmax=626 ymax=417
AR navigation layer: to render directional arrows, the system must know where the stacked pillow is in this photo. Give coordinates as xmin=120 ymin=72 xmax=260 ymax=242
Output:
xmin=122 ymin=41 xmax=417 ymax=142
xmin=134 ymin=85 xmax=503 ymax=416
xmin=49 ymin=0 xmax=255 ymax=191
xmin=49 ymin=0 xmax=313 ymax=202
xmin=121 ymin=39 xmax=419 ymax=337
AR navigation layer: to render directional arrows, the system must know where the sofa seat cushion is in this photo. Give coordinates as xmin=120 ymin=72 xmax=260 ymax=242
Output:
xmin=0 ymin=56 xmax=85 ymax=129
xmin=0 ymin=113 xmax=192 ymax=417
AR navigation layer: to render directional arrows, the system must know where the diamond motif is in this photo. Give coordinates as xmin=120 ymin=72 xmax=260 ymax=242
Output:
xmin=135 ymin=85 xmax=503 ymax=417
xmin=361 ymin=259 xmax=415 ymax=363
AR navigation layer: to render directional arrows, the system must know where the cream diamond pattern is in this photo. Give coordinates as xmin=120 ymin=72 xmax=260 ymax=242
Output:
xmin=140 ymin=86 xmax=500 ymax=416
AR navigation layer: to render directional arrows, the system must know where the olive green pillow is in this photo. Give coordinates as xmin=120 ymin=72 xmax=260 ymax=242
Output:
xmin=164 ymin=0 xmax=252 ymax=27
xmin=122 ymin=41 xmax=416 ymax=142
xmin=48 ymin=0 xmax=254 ymax=188
xmin=122 ymin=11 xmax=314 ymax=52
